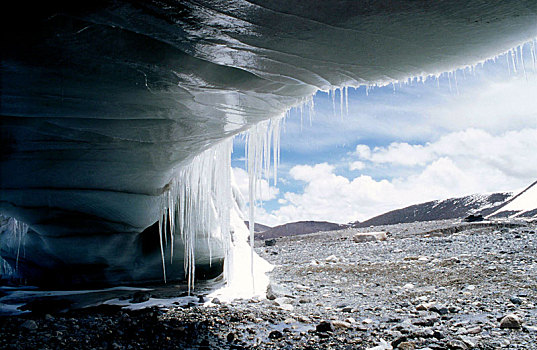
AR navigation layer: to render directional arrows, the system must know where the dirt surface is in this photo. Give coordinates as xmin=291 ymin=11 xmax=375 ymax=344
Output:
xmin=1 ymin=219 xmax=536 ymax=349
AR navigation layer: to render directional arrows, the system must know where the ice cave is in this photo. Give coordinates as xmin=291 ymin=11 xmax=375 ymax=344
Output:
xmin=1 ymin=1 xmax=537 ymax=289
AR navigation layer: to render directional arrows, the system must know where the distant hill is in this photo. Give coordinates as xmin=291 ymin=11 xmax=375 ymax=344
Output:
xmin=244 ymin=221 xmax=272 ymax=233
xmin=351 ymin=191 xmax=513 ymax=227
xmin=255 ymin=221 xmax=346 ymax=240
xmin=488 ymin=180 xmax=537 ymax=219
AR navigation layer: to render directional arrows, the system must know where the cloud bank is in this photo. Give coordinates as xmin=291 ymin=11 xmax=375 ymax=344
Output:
xmin=255 ymin=128 xmax=537 ymax=226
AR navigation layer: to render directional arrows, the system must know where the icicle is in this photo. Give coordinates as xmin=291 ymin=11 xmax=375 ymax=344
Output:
xmin=158 ymin=205 xmax=167 ymax=283
xmin=9 ymin=218 xmax=29 ymax=272
xmin=520 ymin=47 xmax=528 ymax=80
xmin=329 ymin=88 xmax=336 ymax=117
xmin=241 ymin=117 xmax=284 ymax=293
xmin=453 ymin=70 xmax=459 ymax=95
xmin=344 ymin=86 xmax=349 ymax=115
xmin=308 ymin=96 xmax=315 ymax=126
xmin=530 ymin=40 xmax=537 ymax=74
xmin=511 ymin=50 xmax=518 ymax=74
xmin=339 ymin=87 xmax=344 ymax=119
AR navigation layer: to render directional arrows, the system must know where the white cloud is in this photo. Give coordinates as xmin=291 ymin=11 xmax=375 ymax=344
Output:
xmin=428 ymin=78 xmax=537 ymax=133
xmin=354 ymin=145 xmax=371 ymax=159
xmin=349 ymin=161 xmax=365 ymax=171
xmin=257 ymin=128 xmax=537 ymax=226
xmin=356 ymin=128 xmax=537 ymax=178
xmin=232 ymin=167 xmax=279 ymax=202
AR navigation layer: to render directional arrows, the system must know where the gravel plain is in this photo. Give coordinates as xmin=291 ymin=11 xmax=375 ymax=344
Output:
xmin=1 ymin=219 xmax=536 ymax=349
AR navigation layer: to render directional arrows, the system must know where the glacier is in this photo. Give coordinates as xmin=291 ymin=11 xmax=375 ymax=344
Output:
xmin=1 ymin=1 xmax=537 ymax=288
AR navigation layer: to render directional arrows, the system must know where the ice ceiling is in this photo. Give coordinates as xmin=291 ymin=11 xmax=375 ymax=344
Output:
xmin=1 ymin=0 xmax=536 ymax=286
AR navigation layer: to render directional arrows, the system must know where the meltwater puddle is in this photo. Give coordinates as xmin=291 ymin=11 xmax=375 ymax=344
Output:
xmin=0 ymin=278 xmax=225 ymax=316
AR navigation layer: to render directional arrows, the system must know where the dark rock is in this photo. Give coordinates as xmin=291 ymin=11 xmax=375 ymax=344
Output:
xmin=433 ymin=330 xmax=445 ymax=339
xmin=500 ymin=314 xmax=522 ymax=329
xmin=268 ymin=330 xmax=283 ymax=339
xmin=391 ymin=336 xmax=408 ymax=348
xmin=464 ymin=214 xmax=484 ymax=222
xmin=429 ymin=305 xmax=449 ymax=315
xmin=21 ymin=320 xmax=38 ymax=331
xmin=315 ymin=321 xmax=334 ymax=333
xmin=266 ymin=285 xmax=277 ymax=300
xmin=131 ymin=291 xmax=151 ymax=304
xmin=265 ymin=239 xmax=277 ymax=247
xmin=509 ymin=296 xmax=522 ymax=305
xmin=226 ymin=332 xmax=235 ymax=342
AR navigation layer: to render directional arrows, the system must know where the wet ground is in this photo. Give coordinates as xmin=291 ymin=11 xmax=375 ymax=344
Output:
xmin=1 ymin=219 xmax=536 ymax=349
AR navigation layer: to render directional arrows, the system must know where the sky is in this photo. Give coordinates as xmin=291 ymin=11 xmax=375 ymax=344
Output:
xmin=232 ymin=42 xmax=537 ymax=227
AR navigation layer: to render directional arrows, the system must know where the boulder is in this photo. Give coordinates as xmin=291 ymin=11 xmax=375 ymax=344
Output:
xmin=500 ymin=314 xmax=522 ymax=329
xmin=353 ymin=232 xmax=388 ymax=243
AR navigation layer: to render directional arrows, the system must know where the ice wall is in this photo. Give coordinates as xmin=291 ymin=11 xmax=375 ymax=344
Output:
xmin=1 ymin=1 xmax=537 ymax=286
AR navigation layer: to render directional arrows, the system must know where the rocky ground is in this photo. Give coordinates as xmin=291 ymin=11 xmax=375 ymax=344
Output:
xmin=1 ymin=219 xmax=536 ymax=349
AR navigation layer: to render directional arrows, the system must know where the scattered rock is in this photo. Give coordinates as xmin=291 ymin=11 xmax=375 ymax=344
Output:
xmin=353 ymin=231 xmax=387 ymax=243
xmin=429 ymin=304 xmax=449 ymax=315
xmin=523 ymin=325 xmax=537 ymax=332
xmin=446 ymin=339 xmax=468 ymax=350
xmin=412 ymin=316 xmax=438 ymax=327
xmin=416 ymin=302 xmax=435 ymax=311
xmin=466 ymin=326 xmax=481 ymax=334
xmin=21 ymin=320 xmax=38 ymax=331
xmin=332 ymin=320 xmax=351 ymax=329
xmin=265 ymin=239 xmax=276 ymax=247
xmin=397 ymin=342 xmax=415 ymax=350
xmin=131 ymin=291 xmax=151 ymax=304
xmin=464 ymin=214 xmax=483 ymax=222
xmin=268 ymin=330 xmax=283 ymax=339
xmin=226 ymin=332 xmax=235 ymax=342
xmin=391 ymin=336 xmax=408 ymax=348
xmin=266 ymin=285 xmax=277 ymax=300
xmin=509 ymin=296 xmax=522 ymax=305
xmin=316 ymin=321 xmax=334 ymax=333
xmin=367 ymin=339 xmax=393 ymax=350
xmin=500 ymin=314 xmax=522 ymax=329
xmin=325 ymin=255 xmax=340 ymax=263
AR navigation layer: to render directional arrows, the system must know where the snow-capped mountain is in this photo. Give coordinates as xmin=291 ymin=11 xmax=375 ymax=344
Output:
xmin=488 ymin=181 xmax=537 ymax=219
xmin=351 ymin=191 xmax=514 ymax=227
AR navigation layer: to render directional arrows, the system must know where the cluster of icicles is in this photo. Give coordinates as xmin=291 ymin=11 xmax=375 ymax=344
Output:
xmin=0 ymin=217 xmax=29 ymax=277
xmin=156 ymin=117 xmax=283 ymax=294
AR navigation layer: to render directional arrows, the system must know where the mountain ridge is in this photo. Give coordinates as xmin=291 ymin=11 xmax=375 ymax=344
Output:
xmin=351 ymin=192 xmax=513 ymax=227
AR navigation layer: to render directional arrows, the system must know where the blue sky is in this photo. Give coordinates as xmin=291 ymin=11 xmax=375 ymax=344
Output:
xmin=232 ymin=42 xmax=537 ymax=226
